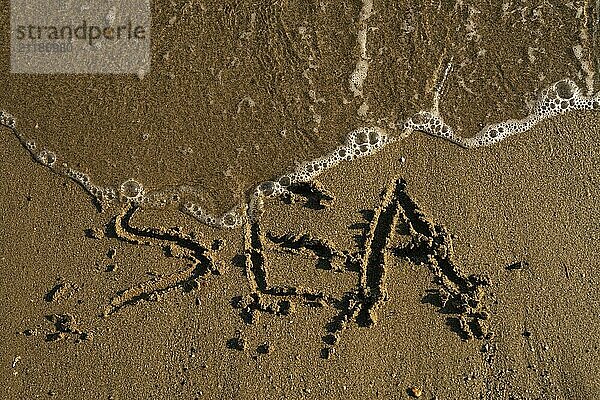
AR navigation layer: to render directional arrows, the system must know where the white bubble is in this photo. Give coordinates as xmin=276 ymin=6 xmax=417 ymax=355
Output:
xmin=120 ymin=179 xmax=144 ymax=199
xmin=222 ymin=213 xmax=238 ymax=228
xmin=0 ymin=111 xmax=16 ymax=129
xmin=258 ymin=181 xmax=276 ymax=197
xmin=37 ymin=150 xmax=57 ymax=167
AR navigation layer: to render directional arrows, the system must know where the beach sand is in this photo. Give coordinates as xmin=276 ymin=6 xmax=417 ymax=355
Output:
xmin=1 ymin=1 xmax=600 ymax=399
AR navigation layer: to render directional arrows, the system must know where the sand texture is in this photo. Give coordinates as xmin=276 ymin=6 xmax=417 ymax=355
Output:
xmin=2 ymin=1 xmax=600 ymax=399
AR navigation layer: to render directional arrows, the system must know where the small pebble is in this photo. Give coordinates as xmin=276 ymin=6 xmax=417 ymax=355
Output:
xmin=408 ymin=387 xmax=422 ymax=398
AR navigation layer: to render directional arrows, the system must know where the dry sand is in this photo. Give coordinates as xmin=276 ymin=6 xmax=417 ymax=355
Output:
xmin=2 ymin=1 xmax=600 ymax=399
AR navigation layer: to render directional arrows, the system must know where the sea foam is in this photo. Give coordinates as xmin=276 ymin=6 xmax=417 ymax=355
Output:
xmin=1 ymin=78 xmax=598 ymax=228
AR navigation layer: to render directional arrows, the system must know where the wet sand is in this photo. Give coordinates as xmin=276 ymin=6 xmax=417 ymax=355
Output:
xmin=2 ymin=1 xmax=600 ymax=399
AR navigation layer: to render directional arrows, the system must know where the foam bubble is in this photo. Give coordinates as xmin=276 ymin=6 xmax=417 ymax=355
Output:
xmin=555 ymin=80 xmax=576 ymax=100
xmin=0 ymin=110 xmax=16 ymax=129
xmin=4 ymin=74 xmax=597 ymax=232
xmin=279 ymin=176 xmax=292 ymax=187
xmin=62 ymin=167 xmax=121 ymax=207
xmin=417 ymin=79 xmax=599 ymax=148
xmin=180 ymin=200 xmax=244 ymax=228
xmin=221 ymin=213 xmax=239 ymax=228
xmin=36 ymin=150 xmax=57 ymax=167
xmin=103 ymin=187 xmax=118 ymax=202
xmin=347 ymin=127 xmax=382 ymax=146
xmin=283 ymin=127 xmax=387 ymax=185
xmin=245 ymin=127 xmax=389 ymax=222
xmin=66 ymin=168 xmax=91 ymax=186
xmin=120 ymin=178 xmax=144 ymax=199
xmin=404 ymin=112 xmax=465 ymax=146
